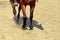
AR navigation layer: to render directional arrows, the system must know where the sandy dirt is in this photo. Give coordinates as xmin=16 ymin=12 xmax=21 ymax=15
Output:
xmin=0 ymin=0 xmax=60 ymax=40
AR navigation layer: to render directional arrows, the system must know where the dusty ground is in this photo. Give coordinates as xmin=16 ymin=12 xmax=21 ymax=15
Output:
xmin=0 ymin=0 xmax=60 ymax=40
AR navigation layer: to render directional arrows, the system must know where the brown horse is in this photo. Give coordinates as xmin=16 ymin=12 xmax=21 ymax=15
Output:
xmin=10 ymin=0 xmax=36 ymax=30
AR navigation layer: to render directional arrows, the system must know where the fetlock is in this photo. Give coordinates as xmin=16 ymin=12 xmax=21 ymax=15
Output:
xmin=22 ymin=16 xmax=27 ymax=29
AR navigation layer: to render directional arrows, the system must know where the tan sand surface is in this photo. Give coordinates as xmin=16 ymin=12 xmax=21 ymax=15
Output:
xmin=0 ymin=0 xmax=60 ymax=40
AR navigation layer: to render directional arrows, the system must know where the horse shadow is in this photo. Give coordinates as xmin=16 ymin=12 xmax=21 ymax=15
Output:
xmin=13 ymin=17 xmax=44 ymax=30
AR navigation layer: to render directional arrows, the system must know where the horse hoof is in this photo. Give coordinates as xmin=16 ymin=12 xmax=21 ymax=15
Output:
xmin=29 ymin=28 xmax=33 ymax=30
xmin=16 ymin=19 xmax=19 ymax=24
xmin=22 ymin=27 xmax=27 ymax=30
xmin=29 ymin=25 xmax=33 ymax=30
xmin=22 ymin=25 xmax=27 ymax=30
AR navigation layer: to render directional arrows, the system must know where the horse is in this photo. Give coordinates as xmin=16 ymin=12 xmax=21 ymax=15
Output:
xmin=10 ymin=0 xmax=36 ymax=30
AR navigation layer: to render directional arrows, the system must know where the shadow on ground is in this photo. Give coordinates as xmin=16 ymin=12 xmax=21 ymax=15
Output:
xmin=13 ymin=17 xmax=44 ymax=30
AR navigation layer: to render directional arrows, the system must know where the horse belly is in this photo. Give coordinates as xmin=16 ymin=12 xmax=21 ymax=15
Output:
xmin=21 ymin=0 xmax=35 ymax=5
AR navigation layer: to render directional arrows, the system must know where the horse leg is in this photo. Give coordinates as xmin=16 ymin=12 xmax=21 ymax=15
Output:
xmin=16 ymin=5 xmax=21 ymax=23
xmin=29 ymin=3 xmax=35 ymax=30
xmin=13 ymin=6 xmax=16 ymax=17
xmin=21 ymin=5 xmax=27 ymax=29
xmin=10 ymin=2 xmax=16 ymax=19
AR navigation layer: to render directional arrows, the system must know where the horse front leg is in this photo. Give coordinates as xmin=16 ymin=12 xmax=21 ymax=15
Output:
xmin=21 ymin=5 xmax=27 ymax=29
xmin=29 ymin=3 xmax=35 ymax=30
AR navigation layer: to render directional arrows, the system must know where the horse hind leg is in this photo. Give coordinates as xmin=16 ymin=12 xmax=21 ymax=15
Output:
xmin=29 ymin=3 xmax=35 ymax=30
xmin=13 ymin=6 xmax=16 ymax=17
xmin=10 ymin=0 xmax=16 ymax=17
xmin=21 ymin=5 xmax=27 ymax=30
xmin=11 ymin=2 xmax=16 ymax=19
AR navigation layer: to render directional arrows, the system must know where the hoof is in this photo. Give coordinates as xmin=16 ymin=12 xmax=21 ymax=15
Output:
xmin=16 ymin=15 xmax=20 ymax=24
xmin=16 ymin=19 xmax=20 ymax=24
xmin=29 ymin=25 xmax=33 ymax=30
xmin=29 ymin=28 xmax=33 ymax=30
xmin=16 ymin=16 xmax=20 ymax=24
xmin=22 ymin=25 xmax=27 ymax=30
